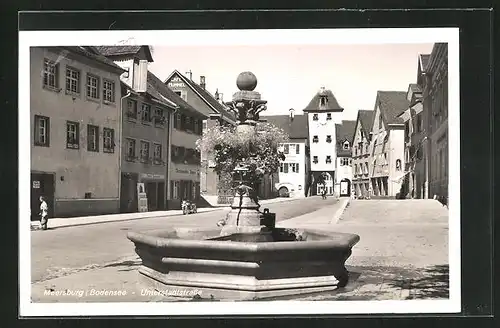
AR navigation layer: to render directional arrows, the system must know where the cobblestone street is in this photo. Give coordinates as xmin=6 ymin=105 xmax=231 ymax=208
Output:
xmin=30 ymin=198 xmax=449 ymax=303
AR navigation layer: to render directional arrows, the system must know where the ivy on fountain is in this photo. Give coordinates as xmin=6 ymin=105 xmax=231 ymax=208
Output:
xmin=196 ymin=120 xmax=289 ymax=199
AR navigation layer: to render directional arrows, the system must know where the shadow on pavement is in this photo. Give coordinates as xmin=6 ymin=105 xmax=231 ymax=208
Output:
xmin=299 ymin=264 xmax=450 ymax=301
xmin=390 ymin=264 xmax=449 ymax=299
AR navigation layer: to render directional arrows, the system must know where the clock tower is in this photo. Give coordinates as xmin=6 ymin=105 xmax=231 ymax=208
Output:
xmin=303 ymin=86 xmax=344 ymax=196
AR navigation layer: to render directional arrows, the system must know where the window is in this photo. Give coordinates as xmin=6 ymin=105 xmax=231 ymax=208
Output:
xmin=202 ymin=120 xmax=208 ymax=131
xmin=175 ymin=113 xmax=182 ymax=129
xmin=365 ymin=143 xmax=369 ymax=153
xmin=279 ymin=163 xmax=284 ymax=172
xmin=343 ymin=141 xmax=349 ymax=150
xmin=141 ymin=104 xmax=151 ymax=123
xmin=284 ymin=144 xmax=289 ymax=154
xmin=354 ymin=164 xmax=358 ymax=174
xmin=153 ymin=143 xmax=162 ymax=163
xmin=43 ymin=59 xmax=58 ymax=88
xmin=87 ymin=125 xmax=99 ymax=152
xmin=140 ymin=141 xmax=150 ymax=162
xmin=34 ymin=115 xmax=50 ymax=147
xmin=185 ymin=116 xmax=192 ymax=131
xmin=283 ymin=163 xmax=289 ymax=173
xmin=326 ymin=135 xmax=332 ymax=143
xmin=86 ymin=74 xmax=99 ymax=99
xmin=103 ymin=128 xmax=115 ymax=153
xmin=364 ymin=162 xmax=369 ymax=174
xmin=65 ymin=67 xmax=80 ymax=94
xmin=194 ymin=119 xmax=199 ymax=134
xmin=340 ymin=158 xmax=349 ymax=166
xmin=66 ymin=121 xmax=79 ymax=149
xmin=126 ymin=99 xmax=138 ymax=120
xmin=313 ymin=135 xmax=319 ymax=143
xmin=126 ymin=138 xmax=136 ymax=160
xmin=290 ymin=163 xmax=300 ymax=173
xmin=396 ymin=159 xmax=402 ymax=171
xmin=174 ymin=90 xmax=187 ymax=101
xmin=320 ymin=96 xmax=327 ymax=106
xmin=313 ymin=156 xmax=318 ymax=164
xmin=295 ymin=144 xmax=300 ymax=154
xmin=313 ymin=114 xmax=318 ymax=121
xmin=326 ymin=113 xmax=332 ymax=120
xmin=103 ymin=79 xmax=115 ymax=103
xmin=326 ymin=155 xmax=332 ymax=164
xmin=154 ymin=108 xmax=166 ymax=126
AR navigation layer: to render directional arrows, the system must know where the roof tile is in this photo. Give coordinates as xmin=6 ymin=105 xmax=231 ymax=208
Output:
xmin=263 ymin=114 xmax=308 ymax=140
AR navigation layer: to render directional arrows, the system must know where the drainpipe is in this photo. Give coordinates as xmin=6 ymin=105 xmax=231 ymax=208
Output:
xmin=166 ymin=106 xmax=179 ymax=208
xmin=119 ymin=90 xmax=132 ymax=210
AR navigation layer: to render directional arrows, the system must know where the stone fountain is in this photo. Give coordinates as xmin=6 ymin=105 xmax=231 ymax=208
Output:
xmin=127 ymin=72 xmax=360 ymax=301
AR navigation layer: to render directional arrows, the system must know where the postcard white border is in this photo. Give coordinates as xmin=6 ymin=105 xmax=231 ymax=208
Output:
xmin=19 ymin=28 xmax=460 ymax=316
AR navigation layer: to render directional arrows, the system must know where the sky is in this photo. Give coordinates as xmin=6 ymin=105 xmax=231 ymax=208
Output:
xmin=148 ymin=43 xmax=434 ymax=121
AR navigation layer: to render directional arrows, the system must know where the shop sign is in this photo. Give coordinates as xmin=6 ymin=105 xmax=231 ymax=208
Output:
xmin=32 ymin=181 xmax=40 ymax=189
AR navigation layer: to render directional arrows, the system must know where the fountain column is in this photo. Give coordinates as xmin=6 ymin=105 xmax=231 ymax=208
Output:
xmin=220 ymin=72 xmax=272 ymax=240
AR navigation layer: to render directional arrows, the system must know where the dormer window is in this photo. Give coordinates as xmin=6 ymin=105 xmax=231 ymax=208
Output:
xmin=326 ymin=135 xmax=332 ymax=143
xmin=343 ymin=141 xmax=350 ymax=150
xmin=313 ymin=135 xmax=319 ymax=143
xmin=326 ymin=113 xmax=332 ymax=120
xmin=320 ymin=96 xmax=327 ymax=107
xmin=313 ymin=114 xmax=319 ymax=121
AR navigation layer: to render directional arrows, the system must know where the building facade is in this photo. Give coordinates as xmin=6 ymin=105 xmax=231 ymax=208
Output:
xmin=30 ymin=46 xmax=124 ymax=218
xmin=398 ymin=83 xmax=425 ymax=199
xmin=424 ymin=43 xmax=448 ymax=200
xmin=303 ymin=87 xmax=344 ymax=196
xmin=351 ymin=110 xmax=374 ymax=198
xmin=369 ymin=91 xmax=409 ymax=197
xmin=164 ymin=70 xmax=235 ymax=205
xmin=96 ymin=46 xmax=176 ymax=213
xmin=334 ymin=120 xmax=356 ymax=197
xmin=266 ymin=109 xmax=310 ymax=198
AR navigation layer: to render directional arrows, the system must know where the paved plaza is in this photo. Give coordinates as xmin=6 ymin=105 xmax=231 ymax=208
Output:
xmin=29 ymin=197 xmax=449 ymax=302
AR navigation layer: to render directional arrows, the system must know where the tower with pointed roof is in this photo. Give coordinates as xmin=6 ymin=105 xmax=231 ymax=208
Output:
xmin=303 ymin=86 xmax=344 ymax=196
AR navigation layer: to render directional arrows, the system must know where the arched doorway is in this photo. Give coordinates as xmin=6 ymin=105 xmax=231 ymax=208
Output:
xmin=316 ymin=172 xmax=334 ymax=196
xmin=339 ymin=178 xmax=351 ymax=197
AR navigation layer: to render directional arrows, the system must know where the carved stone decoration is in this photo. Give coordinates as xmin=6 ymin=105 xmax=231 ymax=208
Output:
xmin=226 ymin=72 xmax=268 ymax=126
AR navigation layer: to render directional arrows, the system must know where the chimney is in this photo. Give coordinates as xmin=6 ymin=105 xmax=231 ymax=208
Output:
xmin=219 ymin=93 xmax=224 ymax=103
xmin=135 ymin=60 xmax=148 ymax=93
xmin=289 ymin=108 xmax=295 ymax=120
xmin=214 ymin=88 xmax=219 ymax=100
xmin=200 ymin=76 xmax=206 ymax=89
xmin=186 ymin=70 xmax=192 ymax=80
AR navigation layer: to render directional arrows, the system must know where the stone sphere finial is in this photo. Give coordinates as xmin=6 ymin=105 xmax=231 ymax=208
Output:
xmin=236 ymin=71 xmax=258 ymax=91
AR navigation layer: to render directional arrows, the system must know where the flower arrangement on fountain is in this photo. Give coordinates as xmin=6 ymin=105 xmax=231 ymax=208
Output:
xmin=196 ymin=120 xmax=289 ymax=204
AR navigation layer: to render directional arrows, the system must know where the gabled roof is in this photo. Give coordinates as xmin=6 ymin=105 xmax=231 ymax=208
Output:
xmin=356 ymin=109 xmax=375 ymax=141
xmin=303 ymin=88 xmax=344 ymax=112
xmin=147 ymin=71 xmax=207 ymax=118
xmin=263 ymin=114 xmax=308 ymax=140
xmin=94 ymin=45 xmax=154 ymax=62
xmin=419 ymin=54 xmax=430 ymax=72
xmin=408 ymin=83 xmax=422 ymax=94
xmin=57 ymin=46 xmax=126 ymax=73
xmin=165 ymin=70 xmax=235 ymax=122
xmin=335 ymin=120 xmax=356 ymax=157
xmin=375 ymin=91 xmax=409 ymax=125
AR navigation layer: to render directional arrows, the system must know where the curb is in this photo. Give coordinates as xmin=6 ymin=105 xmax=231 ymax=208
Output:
xmin=329 ymin=198 xmax=350 ymax=224
xmin=30 ymin=207 xmax=225 ymax=230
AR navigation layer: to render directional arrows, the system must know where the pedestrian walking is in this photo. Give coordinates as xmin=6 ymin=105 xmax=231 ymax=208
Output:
xmin=39 ymin=196 xmax=49 ymax=230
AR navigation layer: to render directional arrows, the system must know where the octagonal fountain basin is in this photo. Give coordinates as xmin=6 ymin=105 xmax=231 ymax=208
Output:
xmin=127 ymin=227 xmax=360 ymax=301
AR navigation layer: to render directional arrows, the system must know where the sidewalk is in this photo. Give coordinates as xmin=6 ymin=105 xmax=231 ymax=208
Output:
xmin=30 ymin=197 xmax=296 ymax=230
